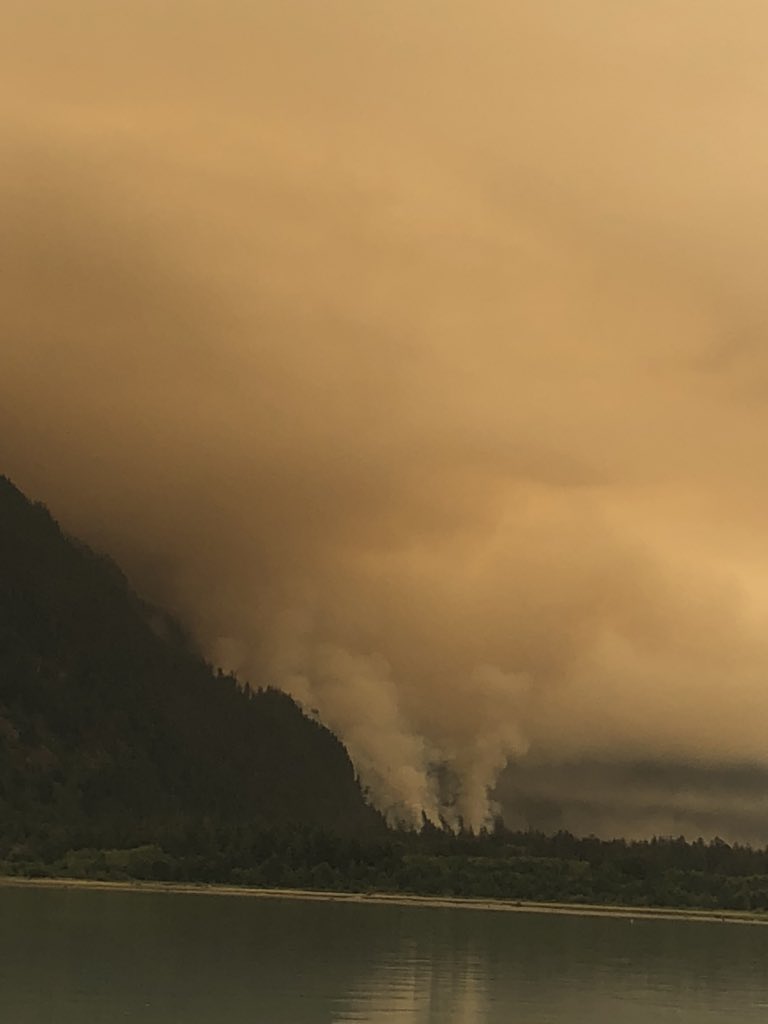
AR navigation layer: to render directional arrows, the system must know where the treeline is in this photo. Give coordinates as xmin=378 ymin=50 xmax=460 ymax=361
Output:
xmin=5 ymin=823 xmax=768 ymax=913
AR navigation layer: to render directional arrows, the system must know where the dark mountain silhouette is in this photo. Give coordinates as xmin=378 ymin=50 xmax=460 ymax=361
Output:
xmin=0 ymin=475 xmax=383 ymax=861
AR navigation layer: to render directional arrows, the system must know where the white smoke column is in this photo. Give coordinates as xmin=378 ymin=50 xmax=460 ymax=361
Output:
xmin=258 ymin=592 xmax=535 ymax=828
xmin=442 ymin=664 xmax=531 ymax=830
xmin=275 ymin=649 xmax=530 ymax=830
xmin=265 ymin=610 xmax=441 ymax=825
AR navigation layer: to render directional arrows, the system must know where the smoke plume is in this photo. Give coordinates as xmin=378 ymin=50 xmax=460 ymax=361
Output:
xmin=4 ymin=1 xmax=768 ymax=834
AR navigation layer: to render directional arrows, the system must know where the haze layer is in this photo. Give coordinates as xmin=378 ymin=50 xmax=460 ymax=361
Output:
xmin=4 ymin=2 xmax=768 ymax=837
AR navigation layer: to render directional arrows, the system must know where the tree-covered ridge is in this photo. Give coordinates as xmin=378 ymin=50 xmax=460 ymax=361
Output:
xmin=0 ymin=474 xmax=384 ymax=855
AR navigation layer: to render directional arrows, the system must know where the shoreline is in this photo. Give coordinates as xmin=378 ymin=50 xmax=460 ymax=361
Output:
xmin=1 ymin=874 xmax=766 ymax=926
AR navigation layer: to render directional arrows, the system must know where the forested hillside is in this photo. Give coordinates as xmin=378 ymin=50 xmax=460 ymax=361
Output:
xmin=5 ymin=474 xmax=768 ymax=916
xmin=0 ymin=475 xmax=383 ymax=866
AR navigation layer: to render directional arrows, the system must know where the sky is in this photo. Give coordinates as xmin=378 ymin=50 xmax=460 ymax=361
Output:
xmin=4 ymin=1 xmax=768 ymax=838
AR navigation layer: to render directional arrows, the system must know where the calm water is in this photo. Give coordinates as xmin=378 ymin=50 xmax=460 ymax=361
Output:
xmin=2 ymin=887 xmax=768 ymax=1022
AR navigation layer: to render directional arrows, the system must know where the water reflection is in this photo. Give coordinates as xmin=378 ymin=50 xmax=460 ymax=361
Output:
xmin=334 ymin=904 xmax=768 ymax=1024
xmin=2 ymin=888 xmax=768 ymax=1023
xmin=336 ymin=931 xmax=489 ymax=1022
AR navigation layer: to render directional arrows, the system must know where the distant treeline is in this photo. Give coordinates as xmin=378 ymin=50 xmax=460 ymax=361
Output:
xmin=5 ymin=822 xmax=768 ymax=913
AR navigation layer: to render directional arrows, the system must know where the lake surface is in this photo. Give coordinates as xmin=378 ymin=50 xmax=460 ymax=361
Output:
xmin=2 ymin=886 xmax=768 ymax=1022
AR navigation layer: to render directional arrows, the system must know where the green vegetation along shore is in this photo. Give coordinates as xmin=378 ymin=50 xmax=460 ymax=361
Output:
xmin=5 ymin=824 xmax=768 ymax=915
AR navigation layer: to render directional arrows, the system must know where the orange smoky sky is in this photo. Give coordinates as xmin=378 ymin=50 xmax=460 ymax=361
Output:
xmin=3 ymin=1 xmax=768 ymax=836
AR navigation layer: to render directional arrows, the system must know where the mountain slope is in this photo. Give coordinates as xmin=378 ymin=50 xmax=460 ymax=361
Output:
xmin=0 ymin=475 xmax=383 ymax=857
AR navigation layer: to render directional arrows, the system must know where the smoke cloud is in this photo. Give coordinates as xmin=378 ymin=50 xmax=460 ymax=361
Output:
xmin=4 ymin=1 xmax=768 ymax=835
